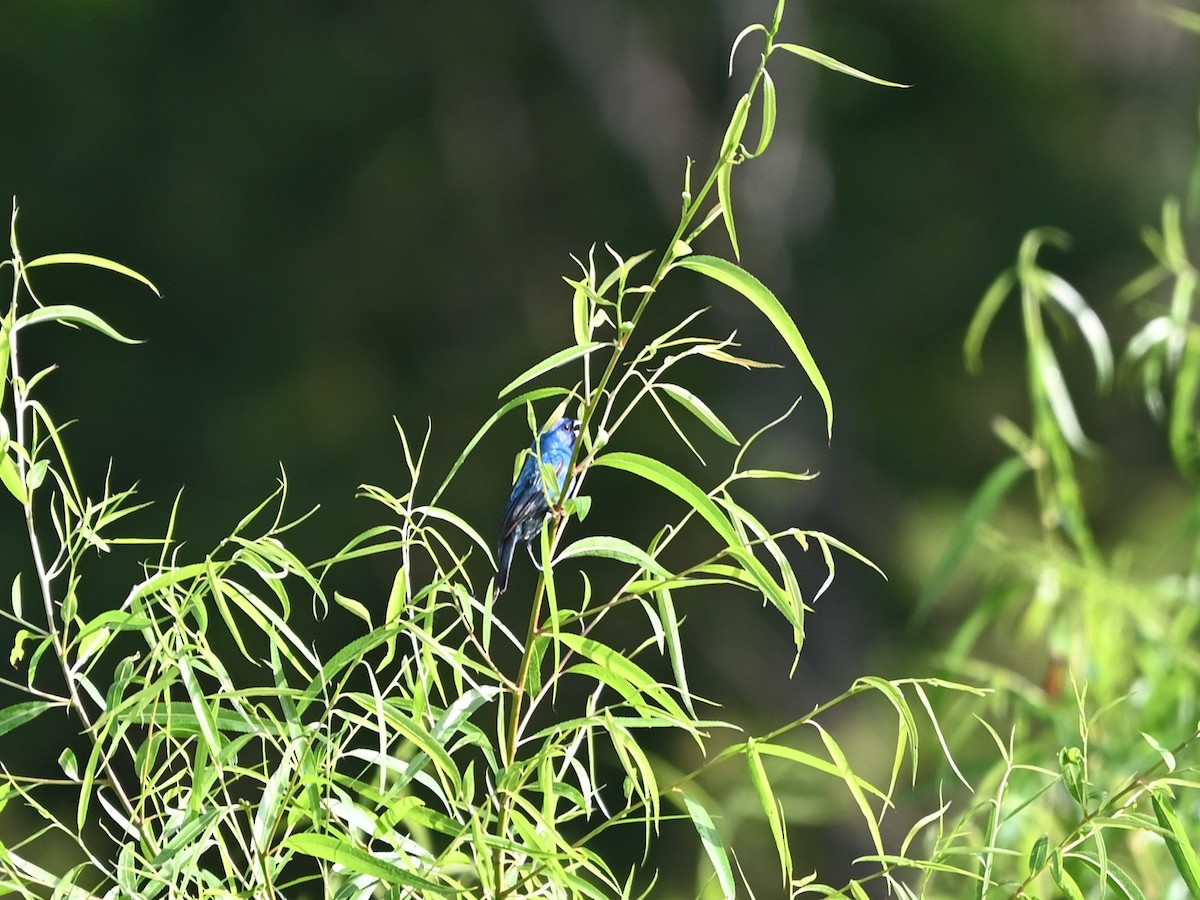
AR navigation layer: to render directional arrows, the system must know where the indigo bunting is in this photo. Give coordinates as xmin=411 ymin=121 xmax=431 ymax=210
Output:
xmin=495 ymin=417 xmax=581 ymax=596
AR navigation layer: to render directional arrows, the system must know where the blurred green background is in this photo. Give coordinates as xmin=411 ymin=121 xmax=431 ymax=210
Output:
xmin=0 ymin=0 xmax=1195 ymax=887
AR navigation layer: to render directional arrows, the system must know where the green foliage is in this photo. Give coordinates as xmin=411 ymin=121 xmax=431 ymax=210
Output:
xmin=0 ymin=3 xmax=952 ymax=897
xmin=6 ymin=2 xmax=1200 ymax=898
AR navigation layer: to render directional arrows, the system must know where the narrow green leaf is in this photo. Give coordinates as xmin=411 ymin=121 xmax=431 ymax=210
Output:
xmin=1156 ymin=4 xmax=1200 ymax=35
xmin=25 ymin=252 xmax=161 ymax=296
xmin=14 ymin=304 xmax=141 ymax=344
xmin=659 ymin=383 xmax=738 ymax=443
xmin=810 ymin=721 xmax=886 ymax=858
xmin=675 ymin=255 xmax=832 ymax=438
xmin=1151 ymin=790 xmax=1200 ymax=897
xmin=854 ymin=676 xmax=919 ymax=782
xmin=556 ymin=535 xmax=673 ymax=579
xmin=656 ymin=588 xmax=695 ymax=717
xmin=558 ymin=632 xmax=688 ymax=723
xmin=753 ymin=741 xmax=891 ymax=804
xmin=720 ymin=92 xmax=751 ymax=161
xmin=753 ymin=68 xmax=777 ymax=157
xmin=774 ymin=43 xmax=910 ymax=87
xmin=681 ymin=791 xmax=736 ymax=900
xmin=571 ymin=277 xmax=590 ymax=345
xmin=718 ymin=163 xmax=739 ymax=262
xmin=965 ymin=268 xmax=1017 ymax=373
xmin=747 ymin=740 xmax=791 ymax=886
xmin=415 ymin=503 xmax=496 ymax=566
xmin=1067 ymin=852 xmax=1146 ymax=900
xmin=0 ymin=701 xmax=55 ymax=738
xmin=58 ymin=747 xmax=78 ymax=780
xmin=334 ymin=591 xmax=372 ymax=625
xmin=1171 ymin=331 xmax=1200 ymax=479
xmin=1042 ymin=272 xmax=1113 ymax=390
xmin=0 ymin=329 xmax=9 ymax=409
xmin=1029 ymin=834 xmax=1049 ymax=875
xmin=913 ymin=456 xmax=1029 ymax=623
xmin=728 ymin=23 xmax=767 ymax=76
xmin=595 ymin=451 xmax=736 ymax=545
xmin=497 ymin=342 xmax=604 ymax=399
xmin=282 ymin=833 xmax=451 ymax=892
xmin=596 ymin=247 xmax=655 ymax=298
xmin=0 ymin=454 xmax=25 ymax=504
xmin=430 ymin=385 xmax=566 ymax=506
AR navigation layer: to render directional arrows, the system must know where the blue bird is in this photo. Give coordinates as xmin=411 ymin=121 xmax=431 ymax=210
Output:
xmin=495 ymin=417 xmax=581 ymax=596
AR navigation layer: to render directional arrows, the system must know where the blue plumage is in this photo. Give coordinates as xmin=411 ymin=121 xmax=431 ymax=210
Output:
xmin=495 ymin=417 xmax=580 ymax=596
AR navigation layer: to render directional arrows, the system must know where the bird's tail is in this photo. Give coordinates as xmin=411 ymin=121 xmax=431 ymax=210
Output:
xmin=495 ymin=534 xmax=518 ymax=597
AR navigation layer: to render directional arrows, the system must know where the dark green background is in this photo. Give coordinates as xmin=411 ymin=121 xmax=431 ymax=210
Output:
xmin=0 ymin=0 xmax=1194 ymax=889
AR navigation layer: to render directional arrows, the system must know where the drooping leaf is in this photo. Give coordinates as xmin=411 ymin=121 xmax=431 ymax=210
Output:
xmin=773 ymin=43 xmax=910 ymax=87
xmin=676 ymin=255 xmax=832 ymax=438
xmin=25 ymin=252 xmax=161 ymax=296
xmin=14 ymin=304 xmax=141 ymax=344
xmin=681 ymin=791 xmax=736 ymax=900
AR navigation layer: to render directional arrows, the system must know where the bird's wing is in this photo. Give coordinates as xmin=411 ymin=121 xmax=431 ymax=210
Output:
xmin=498 ymin=458 xmax=545 ymax=546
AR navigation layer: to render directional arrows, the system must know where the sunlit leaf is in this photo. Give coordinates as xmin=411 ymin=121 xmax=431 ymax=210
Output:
xmin=658 ymin=383 xmax=738 ymax=444
xmin=556 ymin=535 xmax=672 ymax=579
xmin=752 ymin=69 xmax=777 ymax=157
xmin=0 ymin=701 xmax=55 ymax=738
xmin=282 ymin=833 xmax=451 ymax=892
xmin=676 ymin=255 xmax=832 ymax=438
xmin=25 ymin=252 xmax=161 ymax=296
xmin=14 ymin=304 xmax=141 ymax=344
xmin=773 ymin=43 xmax=909 ymax=87
xmin=497 ymin=342 xmax=604 ymax=399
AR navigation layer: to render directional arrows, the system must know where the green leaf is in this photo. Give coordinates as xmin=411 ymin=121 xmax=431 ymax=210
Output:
xmin=0 ymin=701 xmax=55 ymax=738
xmin=773 ymin=43 xmax=910 ymax=87
xmin=0 ymin=328 xmax=9 ymax=409
xmin=595 ymin=451 xmax=736 ymax=545
xmin=1029 ymin=834 xmax=1049 ymax=875
xmin=965 ymin=268 xmax=1017 ymax=374
xmin=497 ymin=342 xmax=604 ymax=399
xmin=912 ymin=456 xmax=1029 ymax=623
xmin=720 ymin=92 xmax=751 ymax=161
xmin=282 ymin=833 xmax=452 ymax=892
xmin=747 ymin=739 xmax=791 ymax=886
xmin=0 ymin=454 xmax=25 ymax=504
xmin=334 ymin=591 xmax=372 ymax=626
xmin=681 ymin=791 xmax=736 ymax=899
xmin=718 ymin=161 xmax=739 ymax=261
xmin=1152 ymin=790 xmax=1200 ymax=897
xmin=595 ymin=450 xmax=797 ymax=626
xmin=675 ymin=255 xmax=832 ymax=439
xmin=1067 ymin=852 xmax=1146 ymax=900
xmin=728 ymin=23 xmax=767 ymax=76
xmin=558 ymin=632 xmax=689 ymax=724
xmin=1041 ymin=271 xmax=1113 ymax=390
xmin=752 ymin=69 xmax=777 ymax=157
xmin=810 ymin=721 xmax=886 ymax=858
xmin=58 ymin=747 xmax=78 ymax=780
xmin=556 ymin=535 xmax=673 ymax=579
xmin=1059 ymin=746 xmax=1087 ymax=809
xmin=25 ymin=251 xmax=161 ymax=296
xmin=14 ymin=304 xmax=141 ymax=344
xmin=658 ymin=383 xmax=738 ymax=444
